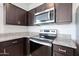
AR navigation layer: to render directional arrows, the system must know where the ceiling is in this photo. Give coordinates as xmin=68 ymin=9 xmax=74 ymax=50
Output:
xmin=12 ymin=3 xmax=43 ymax=11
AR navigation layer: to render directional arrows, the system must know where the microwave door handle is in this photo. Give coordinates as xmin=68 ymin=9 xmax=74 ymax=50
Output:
xmin=48 ymin=12 xmax=50 ymax=20
xmin=53 ymin=9 xmax=55 ymax=19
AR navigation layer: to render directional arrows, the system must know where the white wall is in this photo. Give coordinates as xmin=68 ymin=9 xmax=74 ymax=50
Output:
xmin=3 ymin=25 xmax=28 ymax=33
xmin=12 ymin=3 xmax=28 ymax=11
xmin=73 ymin=3 xmax=79 ymax=40
xmin=0 ymin=4 xmax=4 ymax=33
xmin=26 ymin=3 xmax=43 ymax=11
xmin=27 ymin=3 xmax=77 ymax=40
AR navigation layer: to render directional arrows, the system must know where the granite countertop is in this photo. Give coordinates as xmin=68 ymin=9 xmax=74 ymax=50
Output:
xmin=0 ymin=32 xmax=77 ymax=49
xmin=0 ymin=32 xmax=39 ymax=42
xmin=0 ymin=32 xmax=29 ymax=42
xmin=53 ymin=36 xmax=77 ymax=49
xmin=29 ymin=34 xmax=77 ymax=49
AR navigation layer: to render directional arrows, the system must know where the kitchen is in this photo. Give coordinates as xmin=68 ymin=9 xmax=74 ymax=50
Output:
xmin=0 ymin=3 xmax=78 ymax=56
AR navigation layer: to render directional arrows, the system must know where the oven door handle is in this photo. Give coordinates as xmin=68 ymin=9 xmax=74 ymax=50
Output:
xmin=30 ymin=39 xmax=52 ymax=47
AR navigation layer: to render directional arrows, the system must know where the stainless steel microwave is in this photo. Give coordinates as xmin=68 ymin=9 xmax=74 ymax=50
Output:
xmin=34 ymin=8 xmax=55 ymax=25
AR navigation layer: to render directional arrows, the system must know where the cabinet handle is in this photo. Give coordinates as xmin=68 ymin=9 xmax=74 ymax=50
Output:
xmin=4 ymin=48 xmax=9 ymax=55
xmin=12 ymin=41 xmax=18 ymax=44
xmin=18 ymin=21 xmax=21 ymax=24
xmin=58 ymin=48 xmax=66 ymax=53
xmin=28 ymin=40 xmax=29 ymax=44
xmin=0 ymin=48 xmax=9 ymax=55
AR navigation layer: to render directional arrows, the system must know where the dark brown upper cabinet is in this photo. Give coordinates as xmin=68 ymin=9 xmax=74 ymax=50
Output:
xmin=35 ymin=3 xmax=72 ymax=24
xmin=28 ymin=9 xmax=35 ymax=26
xmin=28 ymin=3 xmax=72 ymax=26
xmin=3 ymin=3 xmax=72 ymax=26
xmin=28 ymin=3 xmax=54 ymax=26
xmin=55 ymin=3 xmax=72 ymax=23
xmin=4 ymin=3 xmax=28 ymax=26
xmin=35 ymin=3 xmax=54 ymax=13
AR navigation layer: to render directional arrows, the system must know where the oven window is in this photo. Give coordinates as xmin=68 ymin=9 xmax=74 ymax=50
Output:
xmin=30 ymin=41 xmax=43 ymax=54
xmin=30 ymin=41 xmax=52 ymax=56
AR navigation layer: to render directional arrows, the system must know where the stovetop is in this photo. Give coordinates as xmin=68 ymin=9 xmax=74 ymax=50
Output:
xmin=30 ymin=29 xmax=57 ymax=43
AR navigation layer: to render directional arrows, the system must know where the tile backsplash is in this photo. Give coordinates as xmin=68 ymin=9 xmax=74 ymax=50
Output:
xmin=27 ymin=24 xmax=76 ymax=41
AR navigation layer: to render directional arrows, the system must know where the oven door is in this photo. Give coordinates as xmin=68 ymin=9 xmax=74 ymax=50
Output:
xmin=30 ymin=39 xmax=52 ymax=56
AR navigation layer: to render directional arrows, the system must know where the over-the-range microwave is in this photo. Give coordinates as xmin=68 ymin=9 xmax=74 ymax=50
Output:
xmin=34 ymin=8 xmax=55 ymax=25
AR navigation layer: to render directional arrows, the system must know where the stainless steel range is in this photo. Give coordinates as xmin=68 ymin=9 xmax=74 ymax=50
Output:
xmin=30 ymin=29 xmax=57 ymax=56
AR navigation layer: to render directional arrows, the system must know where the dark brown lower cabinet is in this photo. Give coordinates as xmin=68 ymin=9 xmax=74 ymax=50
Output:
xmin=26 ymin=38 xmax=30 ymax=56
xmin=0 ymin=38 xmax=27 ymax=56
xmin=53 ymin=44 xmax=75 ymax=56
xmin=3 ymin=43 xmax=23 ymax=56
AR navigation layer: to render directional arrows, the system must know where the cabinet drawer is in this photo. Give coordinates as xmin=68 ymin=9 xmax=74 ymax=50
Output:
xmin=0 ymin=38 xmax=24 ymax=47
xmin=53 ymin=44 xmax=74 ymax=55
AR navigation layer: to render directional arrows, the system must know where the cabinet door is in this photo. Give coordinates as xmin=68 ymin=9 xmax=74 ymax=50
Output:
xmin=55 ymin=3 xmax=72 ymax=23
xmin=35 ymin=3 xmax=54 ymax=13
xmin=4 ymin=3 xmax=27 ymax=26
xmin=0 ymin=48 xmax=6 ymax=56
xmin=53 ymin=44 xmax=74 ymax=56
xmin=6 ymin=43 xmax=24 ymax=56
xmin=26 ymin=38 xmax=30 ymax=55
xmin=0 ymin=38 xmax=26 ymax=56
xmin=0 ymin=43 xmax=24 ymax=56
xmin=5 ymin=3 xmax=18 ymax=25
xmin=28 ymin=9 xmax=35 ymax=26
xmin=15 ymin=6 xmax=27 ymax=26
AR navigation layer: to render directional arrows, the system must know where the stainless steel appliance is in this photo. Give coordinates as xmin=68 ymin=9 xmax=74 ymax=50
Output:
xmin=30 ymin=29 xmax=57 ymax=56
xmin=34 ymin=8 xmax=55 ymax=25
